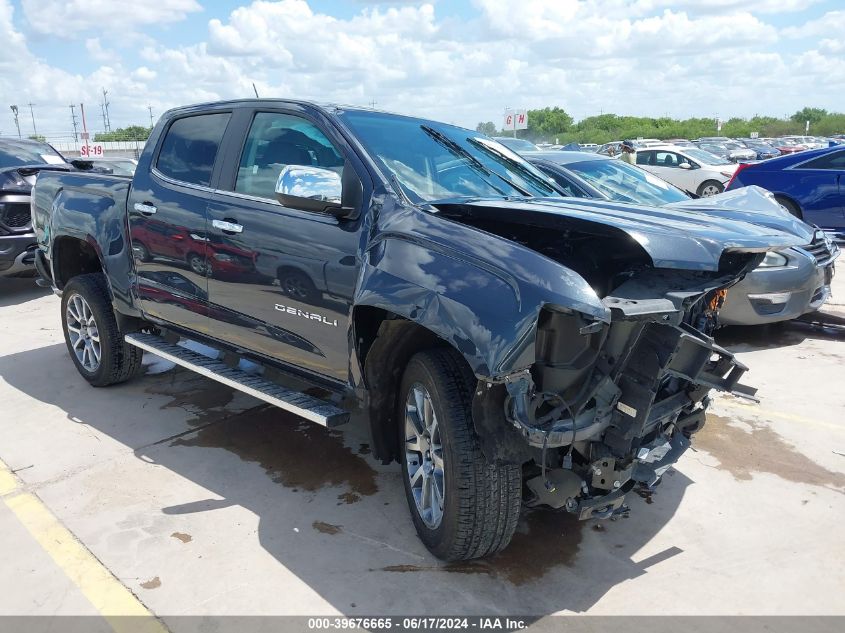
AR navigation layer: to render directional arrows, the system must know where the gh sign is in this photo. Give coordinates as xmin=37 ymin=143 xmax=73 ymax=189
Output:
xmin=504 ymin=109 xmax=528 ymax=131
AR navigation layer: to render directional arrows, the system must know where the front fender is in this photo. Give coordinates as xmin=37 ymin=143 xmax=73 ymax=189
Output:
xmin=355 ymin=210 xmax=608 ymax=378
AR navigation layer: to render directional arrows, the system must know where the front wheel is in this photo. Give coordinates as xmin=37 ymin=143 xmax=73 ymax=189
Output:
xmin=697 ymin=180 xmax=724 ymax=197
xmin=61 ymin=273 xmax=143 ymax=387
xmin=399 ymin=349 xmax=521 ymax=561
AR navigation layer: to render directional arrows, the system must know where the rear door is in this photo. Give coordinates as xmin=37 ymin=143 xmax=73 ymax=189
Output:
xmin=128 ymin=111 xmax=231 ymax=333
xmin=203 ymin=107 xmax=366 ymax=381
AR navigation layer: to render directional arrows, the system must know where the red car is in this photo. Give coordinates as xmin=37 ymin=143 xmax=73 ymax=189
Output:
xmin=764 ymin=138 xmax=807 ymax=155
xmin=131 ymin=219 xmax=257 ymax=277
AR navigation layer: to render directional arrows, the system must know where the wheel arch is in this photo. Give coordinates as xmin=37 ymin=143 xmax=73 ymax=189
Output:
xmin=52 ymin=235 xmax=105 ymax=290
xmin=773 ymin=193 xmax=804 ymax=220
xmin=353 ymin=306 xmax=457 ymax=464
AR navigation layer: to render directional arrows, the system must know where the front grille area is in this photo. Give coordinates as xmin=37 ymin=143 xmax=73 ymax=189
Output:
xmin=0 ymin=202 xmax=32 ymax=230
xmin=801 ymin=231 xmax=835 ymax=267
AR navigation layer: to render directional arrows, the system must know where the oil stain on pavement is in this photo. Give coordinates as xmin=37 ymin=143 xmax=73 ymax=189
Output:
xmin=698 ymin=414 xmax=845 ymax=491
xmin=171 ymin=405 xmax=378 ymax=498
xmin=140 ymin=576 xmax=161 ymax=589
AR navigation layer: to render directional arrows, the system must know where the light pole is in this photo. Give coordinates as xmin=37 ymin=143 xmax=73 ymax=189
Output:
xmin=9 ymin=105 xmax=20 ymax=138
xmin=27 ymin=102 xmax=37 ymax=137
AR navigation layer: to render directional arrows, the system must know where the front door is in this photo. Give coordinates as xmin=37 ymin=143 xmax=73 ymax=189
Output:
xmin=204 ymin=109 xmax=363 ymax=381
xmin=128 ymin=111 xmax=231 ymax=334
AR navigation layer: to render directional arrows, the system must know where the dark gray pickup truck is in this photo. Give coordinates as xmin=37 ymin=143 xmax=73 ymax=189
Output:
xmin=31 ymin=100 xmax=801 ymax=560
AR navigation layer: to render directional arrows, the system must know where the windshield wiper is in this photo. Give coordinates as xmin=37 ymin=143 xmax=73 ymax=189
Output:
xmin=466 ymin=137 xmax=560 ymax=196
xmin=420 ymin=125 xmax=528 ymax=196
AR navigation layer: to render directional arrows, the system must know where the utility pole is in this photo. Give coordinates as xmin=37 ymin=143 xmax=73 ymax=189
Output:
xmin=369 ymin=99 xmax=377 ymax=109
xmin=9 ymin=105 xmax=20 ymax=138
xmin=147 ymin=105 xmax=154 ymax=128
xmin=27 ymin=102 xmax=37 ymax=137
xmin=69 ymin=104 xmax=79 ymax=142
xmin=101 ymin=88 xmax=111 ymax=132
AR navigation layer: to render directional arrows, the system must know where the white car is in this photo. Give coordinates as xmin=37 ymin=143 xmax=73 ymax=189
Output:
xmin=634 ymin=144 xmax=739 ymax=197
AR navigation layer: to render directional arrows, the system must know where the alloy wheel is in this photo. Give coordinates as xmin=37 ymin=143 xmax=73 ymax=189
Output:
xmin=65 ymin=293 xmax=101 ymax=372
xmin=404 ymin=383 xmax=446 ymax=529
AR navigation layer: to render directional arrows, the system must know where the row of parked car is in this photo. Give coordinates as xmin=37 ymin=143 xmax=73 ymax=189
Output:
xmin=502 ymin=139 xmax=842 ymax=329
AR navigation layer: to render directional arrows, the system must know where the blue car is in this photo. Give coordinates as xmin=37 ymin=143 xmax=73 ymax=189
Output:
xmin=726 ymin=145 xmax=845 ymax=241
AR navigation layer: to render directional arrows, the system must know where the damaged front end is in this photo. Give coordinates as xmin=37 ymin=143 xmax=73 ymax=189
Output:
xmin=473 ymin=267 xmax=757 ymax=521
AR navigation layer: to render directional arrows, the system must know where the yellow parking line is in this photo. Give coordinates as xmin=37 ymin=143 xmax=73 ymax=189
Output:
xmin=0 ymin=459 xmax=168 ymax=633
xmin=715 ymin=398 xmax=843 ymax=432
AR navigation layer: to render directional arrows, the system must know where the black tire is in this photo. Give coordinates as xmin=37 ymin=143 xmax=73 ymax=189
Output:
xmin=398 ymin=349 xmax=521 ymax=561
xmin=775 ymin=196 xmax=802 ymax=219
xmin=61 ymin=273 xmax=143 ymax=387
xmin=697 ymin=180 xmax=724 ymax=197
xmin=278 ymin=268 xmax=318 ymax=302
xmin=133 ymin=241 xmax=151 ymax=262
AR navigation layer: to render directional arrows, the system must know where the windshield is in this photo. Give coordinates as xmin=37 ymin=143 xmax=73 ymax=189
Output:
xmin=0 ymin=141 xmax=66 ymax=169
xmin=337 ymin=110 xmax=559 ymax=202
xmin=684 ymin=147 xmax=732 ymax=165
xmin=566 ymin=159 xmax=689 ymax=206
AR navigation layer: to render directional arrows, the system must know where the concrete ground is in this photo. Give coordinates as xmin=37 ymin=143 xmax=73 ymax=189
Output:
xmin=0 ymin=273 xmax=843 ymax=624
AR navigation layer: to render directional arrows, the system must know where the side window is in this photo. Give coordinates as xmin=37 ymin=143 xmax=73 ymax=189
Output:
xmin=797 ymin=151 xmax=845 ymax=170
xmin=636 ymin=151 xmax=652 ymax=166
xmin=654 ymin=151 xmax=680 ymax=168
xmin=235 ymin=112 xmax=344 ymax=200
xmin=155 ymin=113 xmax=230 ymax=187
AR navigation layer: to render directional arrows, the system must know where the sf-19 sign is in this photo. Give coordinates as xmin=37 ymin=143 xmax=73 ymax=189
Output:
xmin=79 ymin=143 xmax=105 ymax=158
xmin=503 ymin=109 xmax=528 ymax=131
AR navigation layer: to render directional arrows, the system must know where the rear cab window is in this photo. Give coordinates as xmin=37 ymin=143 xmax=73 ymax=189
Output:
xmin=155 ymin=113 xmax=231 ymax=187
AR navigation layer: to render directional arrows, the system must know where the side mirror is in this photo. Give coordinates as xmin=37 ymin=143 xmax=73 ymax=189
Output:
xmin=678 ymin=162 xmax=691 ymax=170
xmin=275 ymin=163 xmax=363 ymax=220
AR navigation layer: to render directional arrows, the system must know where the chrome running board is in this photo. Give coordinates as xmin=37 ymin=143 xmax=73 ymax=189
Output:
xmin=125 ymin=332 xmax=349 ymax=428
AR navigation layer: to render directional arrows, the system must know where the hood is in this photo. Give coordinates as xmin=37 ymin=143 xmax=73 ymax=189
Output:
xmin=0 ymin=164 xmax=72 ymax=193
xmin=433 ymin=196 xmax=804 ymax=272
xmin=665 ymin=185 xmax=815 ymax=243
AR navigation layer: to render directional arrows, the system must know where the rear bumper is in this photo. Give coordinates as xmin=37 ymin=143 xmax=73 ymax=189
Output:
xmin=719 ymin=249 xmax=833 ymax=326
xmin=0 ymin=233 xmax=37 ymax=277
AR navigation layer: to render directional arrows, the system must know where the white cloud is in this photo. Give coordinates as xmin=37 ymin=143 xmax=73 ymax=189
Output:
xmin=2 ymin=0 xmax=843 ymax=138
xmin=783 ymin=10 xmax=845 ymax=38
xmin=21 ymin=0 xmax=202 ymax=36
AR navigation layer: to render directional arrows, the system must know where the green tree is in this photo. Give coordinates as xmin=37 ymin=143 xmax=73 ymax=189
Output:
xmin=525 ymin=107 xmax=573 ymax=142
xmin=94 ymin=125 xmax=152 ymax=142
xmin=475 ymin=121 xmax=498 ymax=136
xmin=28 ymin=134 xmax=46 ymax=142
xmin=790 ymin=107 xmax=828 ymax=126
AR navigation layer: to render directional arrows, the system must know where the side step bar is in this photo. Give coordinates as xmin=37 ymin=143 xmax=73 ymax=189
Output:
xmin=125 ymin=333 xmax=349 ymax=428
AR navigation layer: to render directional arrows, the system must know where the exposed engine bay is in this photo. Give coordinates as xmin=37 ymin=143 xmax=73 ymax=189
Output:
xmin=441 ymin=201 xmax=763 ymax=520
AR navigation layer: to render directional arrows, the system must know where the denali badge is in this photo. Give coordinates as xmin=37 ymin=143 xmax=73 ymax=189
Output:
xmin=274 ymin=303 xmax=338 ymax=327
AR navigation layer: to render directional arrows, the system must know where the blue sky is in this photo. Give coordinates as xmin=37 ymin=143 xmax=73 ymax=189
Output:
xmin=2 ymin=0 xmax=843 ymax=138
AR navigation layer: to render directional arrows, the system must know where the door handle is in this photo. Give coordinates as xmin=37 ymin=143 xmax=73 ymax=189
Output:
xmin=212 ymin=219 xmax=244 ymax=234
xmin=133 ymin=202 xmax=157 ymax=215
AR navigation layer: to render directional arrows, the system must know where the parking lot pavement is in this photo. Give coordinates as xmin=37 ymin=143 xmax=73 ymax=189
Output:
xmin=0 ymin=275 xmax=843 ymax=622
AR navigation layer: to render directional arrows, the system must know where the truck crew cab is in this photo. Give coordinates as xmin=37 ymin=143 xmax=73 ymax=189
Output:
xmin=31 ymin=100 xmax=801 ymax=560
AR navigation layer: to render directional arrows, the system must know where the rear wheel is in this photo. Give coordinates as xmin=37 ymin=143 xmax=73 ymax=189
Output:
xmin=399 ymin=349 xmax=521 ymax=561
xmin=775 ymin=196 xmax=802 ymax=219
xmin=61 ymin=273 xmax=143 ymax=387
xmin=187 ymin=253 xmax=208 ymax=276
xmin=697 ymin=180 xmax=724 ymax=197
